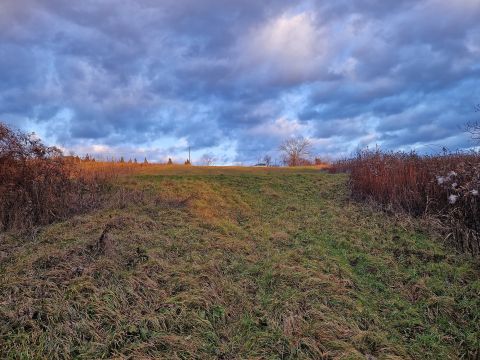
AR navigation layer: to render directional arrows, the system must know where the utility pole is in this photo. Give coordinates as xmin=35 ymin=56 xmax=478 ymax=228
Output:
xmin=188 ymin=146 xmax=191 ymax=164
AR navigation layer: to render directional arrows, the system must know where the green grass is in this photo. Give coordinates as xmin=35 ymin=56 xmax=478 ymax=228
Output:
xmin=1 ymin=169 xmax=479 ymax=359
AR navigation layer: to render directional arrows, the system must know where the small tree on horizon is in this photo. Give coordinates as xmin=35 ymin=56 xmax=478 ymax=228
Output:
xmin=263 ymin=155 xmax=272 ymax=166
xmin=167 ymin=158 xmax=173 ymax=165
xmin=200 ymin=153 xmax=215 ymax=166
xmin=279 ymin=137 xmax=312 ymax=166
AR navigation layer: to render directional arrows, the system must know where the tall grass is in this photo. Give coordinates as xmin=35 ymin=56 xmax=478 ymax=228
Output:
xmin=332 ymin=149 xmax=480 ymax=255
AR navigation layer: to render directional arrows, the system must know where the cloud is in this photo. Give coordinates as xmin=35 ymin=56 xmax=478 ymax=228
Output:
xmin=0 ymin=0 xmax=479 ymax=164
xmin=249 ymin=117 xmax=310 ymax=138
xmin=237 ymin=12 xmax=326 ymax=86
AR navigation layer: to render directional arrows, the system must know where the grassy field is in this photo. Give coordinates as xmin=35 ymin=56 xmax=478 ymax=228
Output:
xmin=1 ymin=167 xmax=479 ymax=359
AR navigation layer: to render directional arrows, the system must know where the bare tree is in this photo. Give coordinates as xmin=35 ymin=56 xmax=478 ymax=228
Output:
xmin=279 ymin=137 xmax=312 ymax=166
xmin=263 ymin=154 xmax=272 ymax=166
xmin=466 ymin=104 xmax=480 ymax=143
xmin=200 ymin=153 xmax=215 ymax=166
xmin=466 ymin=122 xmax=480 ymax=143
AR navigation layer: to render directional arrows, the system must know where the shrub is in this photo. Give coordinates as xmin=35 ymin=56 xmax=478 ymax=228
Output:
xmin=331 ymin=149 xmax=480 ymax=255
xmin=0 ymin=123 xmax=104 ymax=231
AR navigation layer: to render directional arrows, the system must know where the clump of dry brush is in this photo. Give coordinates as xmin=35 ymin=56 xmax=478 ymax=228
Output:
xmin=0 ymin=122 xmax=106 ymax=232
xmin=332 ymin=149 xmax=480 ymax=255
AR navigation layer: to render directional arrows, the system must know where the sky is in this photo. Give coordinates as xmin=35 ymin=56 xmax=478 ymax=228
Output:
xmin=1 ymin=0 xmax=479 ymax=164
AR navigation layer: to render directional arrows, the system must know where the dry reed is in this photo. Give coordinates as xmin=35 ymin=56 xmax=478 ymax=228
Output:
xmin=331 ymin=148 xmax=480 ymax=255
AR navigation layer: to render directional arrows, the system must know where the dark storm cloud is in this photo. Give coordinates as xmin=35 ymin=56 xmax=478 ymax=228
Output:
xmin=0 ymin=0 xmax=479 ymax=163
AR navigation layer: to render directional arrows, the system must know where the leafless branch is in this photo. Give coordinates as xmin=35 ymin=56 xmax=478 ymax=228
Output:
xmin=279 ymin=137 xmax=312 ymax=166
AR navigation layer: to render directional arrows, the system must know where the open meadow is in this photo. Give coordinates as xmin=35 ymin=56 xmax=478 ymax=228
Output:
xmin=2 ymin=1 xmax=480 ymax=358
xmin=1 ymin=165 xmax=479 ymax=359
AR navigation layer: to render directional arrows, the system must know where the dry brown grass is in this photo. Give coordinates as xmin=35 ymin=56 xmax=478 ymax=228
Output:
xmin=77 ymin=161 xmax=330 ymax=177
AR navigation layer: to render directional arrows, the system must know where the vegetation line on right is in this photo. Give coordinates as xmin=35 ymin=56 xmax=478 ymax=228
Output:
xmin=331 ymin=147 xmax=480 ymax=255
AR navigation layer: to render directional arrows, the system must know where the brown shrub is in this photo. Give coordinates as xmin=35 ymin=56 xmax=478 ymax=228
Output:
xmin=331 ymin=149 xmax=480 ymax=255
xmin=0 ymin=122 xmax=106 ymax=231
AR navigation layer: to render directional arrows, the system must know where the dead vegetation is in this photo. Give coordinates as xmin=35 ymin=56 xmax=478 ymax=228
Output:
xmin=0 ymin=123 xmax=108 ymax=232
xmin=331 ymin=148 xmax=480 ymax=255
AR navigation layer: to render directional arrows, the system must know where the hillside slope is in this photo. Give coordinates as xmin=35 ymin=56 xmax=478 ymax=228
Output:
xmin=1 ymin=169 xmax=479 ymax=359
